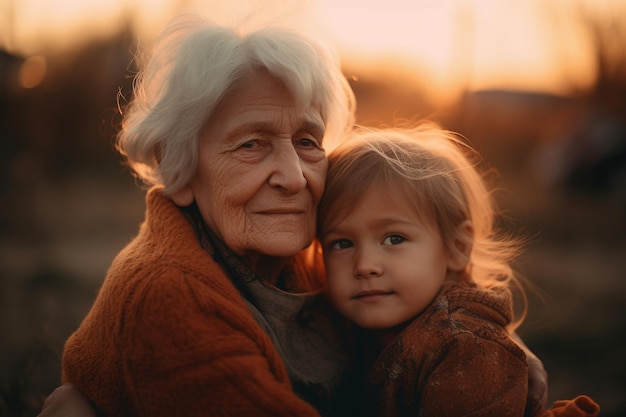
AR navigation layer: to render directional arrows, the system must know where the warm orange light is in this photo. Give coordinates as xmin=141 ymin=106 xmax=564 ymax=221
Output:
xmin=18 ymin=54 xmax=46 ymax=88
xmin=4 ymin=0 xmax=603 ymax=103
xmin=316 ymin=0 xmax=597 ymax=105
xmin=7 ymin=0 xmax=173 ymax=54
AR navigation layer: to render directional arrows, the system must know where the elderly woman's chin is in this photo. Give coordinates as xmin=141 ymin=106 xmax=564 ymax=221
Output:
xmin=243 ymin=214 xmax=317 ymax=257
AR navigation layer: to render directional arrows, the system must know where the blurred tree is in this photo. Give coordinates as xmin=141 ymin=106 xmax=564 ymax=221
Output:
xmin=562 ymin=0 xmax=626 ymax=197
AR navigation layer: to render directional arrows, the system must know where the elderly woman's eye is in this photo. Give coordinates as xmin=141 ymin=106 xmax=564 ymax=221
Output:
xmin=296 ymin=137 xmax=325 ymax=162
xmin=298 ymin=138 xmax=319 ymax=148
xmin=240 ymin=140 xmax=258 ymax=149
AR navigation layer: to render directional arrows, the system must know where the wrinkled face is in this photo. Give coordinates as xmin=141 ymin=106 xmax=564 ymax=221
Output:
xmin=321 ymin=184 xmax=457 ymax=329
xmin=172 ymin=70 xmax=327 ymax=259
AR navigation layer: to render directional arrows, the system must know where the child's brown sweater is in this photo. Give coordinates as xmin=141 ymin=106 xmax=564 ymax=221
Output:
xmin=354 ymin=284 xmax=599 ymax=417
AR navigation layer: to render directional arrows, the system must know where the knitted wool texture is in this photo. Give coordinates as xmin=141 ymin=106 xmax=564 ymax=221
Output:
xmin=346 ymin=284 xmax=599 ymax=417
xmin=62 ymin=188 xmax=324 ymax=417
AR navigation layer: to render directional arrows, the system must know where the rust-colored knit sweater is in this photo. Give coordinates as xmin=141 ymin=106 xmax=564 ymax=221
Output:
xmin=62 ymin=188 xmax=324 ymax=417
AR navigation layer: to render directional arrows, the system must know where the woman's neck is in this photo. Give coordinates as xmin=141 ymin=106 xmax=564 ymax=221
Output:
xmin=245 ymin=253 xmax=289 ymax=286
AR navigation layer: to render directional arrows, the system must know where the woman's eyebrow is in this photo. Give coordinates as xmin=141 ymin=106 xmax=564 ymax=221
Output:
xmin=296 ymin=120 xmax=325 ymax=137
xmin=225 ymin=119 xmax=325 ymax=142
xmin=224 ymin=121 xmax=275 ymax=142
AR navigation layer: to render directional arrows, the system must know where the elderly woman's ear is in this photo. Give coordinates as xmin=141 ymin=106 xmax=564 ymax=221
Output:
xmin=446 ymin=220 xmax=473 ymax=272
xmin=170 ymin=185 xmax=195 ymax=207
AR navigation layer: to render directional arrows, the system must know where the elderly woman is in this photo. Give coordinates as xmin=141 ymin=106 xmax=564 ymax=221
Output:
xmin=55 ymin=13 xmax=354 ymax=417
xmin=39 ymin=12 xmax=547 ymax=417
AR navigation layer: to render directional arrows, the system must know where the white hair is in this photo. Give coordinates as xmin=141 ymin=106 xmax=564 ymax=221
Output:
xmin=117 ymin=13 xmax=356 ymax=194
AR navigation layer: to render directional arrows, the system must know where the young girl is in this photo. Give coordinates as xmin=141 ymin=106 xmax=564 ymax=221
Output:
xmin=317 ymin=124 xmax=599 ymax=417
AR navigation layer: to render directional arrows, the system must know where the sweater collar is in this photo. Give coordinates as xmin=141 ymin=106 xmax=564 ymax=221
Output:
xmin=179 ymin=201 xmax=301 ymax=292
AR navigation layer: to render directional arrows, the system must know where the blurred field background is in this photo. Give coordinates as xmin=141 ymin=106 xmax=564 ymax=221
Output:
xmin=1 ymin=0 xmax=625 ymax=416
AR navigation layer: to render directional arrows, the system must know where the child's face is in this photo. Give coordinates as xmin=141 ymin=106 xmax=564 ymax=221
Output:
xmin=321 ymin=184 xmax=456 ymax=330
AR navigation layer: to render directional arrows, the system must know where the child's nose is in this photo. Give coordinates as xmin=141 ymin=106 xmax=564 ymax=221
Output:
xmin=353 ymin=247 xmax=383 ymax=279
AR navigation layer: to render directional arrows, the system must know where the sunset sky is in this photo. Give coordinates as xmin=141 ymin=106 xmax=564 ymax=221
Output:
xmin=2 ymin=0 xmax=622 ymax=103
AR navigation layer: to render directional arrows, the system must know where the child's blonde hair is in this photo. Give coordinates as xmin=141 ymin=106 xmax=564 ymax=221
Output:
xmin=318 ymin=123 xmax=525 ymax=307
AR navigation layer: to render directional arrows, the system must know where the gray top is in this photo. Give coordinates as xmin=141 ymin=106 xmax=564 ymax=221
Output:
xmin=242 ymin=279 xmax=348 ymax=416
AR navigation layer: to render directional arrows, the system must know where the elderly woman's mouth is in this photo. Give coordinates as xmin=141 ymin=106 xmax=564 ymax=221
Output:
xmin=256 ymin=208 xmax=307 ymax=215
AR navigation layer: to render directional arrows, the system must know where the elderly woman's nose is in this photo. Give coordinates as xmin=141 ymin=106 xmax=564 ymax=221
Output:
xmin=268 ymin=143 xmax=308 ymax=192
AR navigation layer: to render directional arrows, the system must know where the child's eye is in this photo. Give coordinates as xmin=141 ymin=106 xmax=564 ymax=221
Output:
xmin=383 ymin=235 xmax=405 ymax=245
xmin=329 ymin=239 xmax=353 ymax=250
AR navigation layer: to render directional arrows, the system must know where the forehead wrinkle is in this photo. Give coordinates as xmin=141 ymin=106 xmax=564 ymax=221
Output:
xmin=223 ymin=113 xmax=324 ymax=140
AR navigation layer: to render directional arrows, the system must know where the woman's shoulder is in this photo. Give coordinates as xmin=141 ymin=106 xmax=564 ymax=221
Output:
xmin=102 ymin=239 xmax=244 ymax=322
xmin=105 ymin=188 xmax=224 ymax=285
xmin=89 ymin=190 xmax=246 ymax=326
